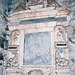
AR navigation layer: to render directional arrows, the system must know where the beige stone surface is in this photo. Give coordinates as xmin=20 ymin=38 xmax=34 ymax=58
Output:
xmin=5 ymin=5 xmax=71 ymax=75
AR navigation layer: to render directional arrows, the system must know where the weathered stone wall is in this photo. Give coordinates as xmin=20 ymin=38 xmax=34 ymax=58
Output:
xmin=65 ymin=1 xmax=75 ymax=75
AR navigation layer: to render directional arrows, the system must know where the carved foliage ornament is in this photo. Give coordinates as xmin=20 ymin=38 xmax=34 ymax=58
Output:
xmin=6 ymin=56 xmax=18 ymax=68
xmin=55 ymin=48 xmax=69 ymax=68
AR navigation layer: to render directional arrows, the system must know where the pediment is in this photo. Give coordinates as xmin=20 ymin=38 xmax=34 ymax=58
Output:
xmin=12 ymin=0 xmax=62 ymax=13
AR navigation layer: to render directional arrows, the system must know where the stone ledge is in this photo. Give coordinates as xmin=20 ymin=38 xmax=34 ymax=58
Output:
xmin=7 ymin=6 xmax=70 ymax=22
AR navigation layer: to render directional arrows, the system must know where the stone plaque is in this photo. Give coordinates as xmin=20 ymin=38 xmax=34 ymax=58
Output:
xmin=23 ymin=32 xmax=51 ymax=65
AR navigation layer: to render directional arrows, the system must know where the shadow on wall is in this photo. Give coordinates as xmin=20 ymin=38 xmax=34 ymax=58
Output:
xmin=0 ymin=54 xmax=3 ymax=60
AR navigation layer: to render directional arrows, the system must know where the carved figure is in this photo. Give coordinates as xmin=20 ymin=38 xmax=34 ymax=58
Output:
xmin=11 ymin=30 xmax=20 ymax=45
xmin=55 ymin=26 xmax=66 ymax=42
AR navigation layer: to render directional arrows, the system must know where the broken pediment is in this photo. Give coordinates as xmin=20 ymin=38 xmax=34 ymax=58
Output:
xmin=12 ymin=0 xmax=62 ymax=13
xmin=13 ymin=2 xmax=26 ymax=13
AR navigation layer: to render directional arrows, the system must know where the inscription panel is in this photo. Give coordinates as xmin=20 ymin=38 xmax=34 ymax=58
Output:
xmin=23 ymin=32 xmax=51 ymax=65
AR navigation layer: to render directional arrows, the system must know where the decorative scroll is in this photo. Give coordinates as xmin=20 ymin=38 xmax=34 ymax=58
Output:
xmin=11 ymin=29 xmax=20 ymax=45
xmin=28 ymin=69 xmax=44 ymax=75
xmin=28 ymin=69 xmax=53 ymax=75
xmin=55 ymin=58 xmax=69 ymax=68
